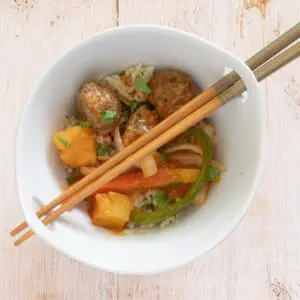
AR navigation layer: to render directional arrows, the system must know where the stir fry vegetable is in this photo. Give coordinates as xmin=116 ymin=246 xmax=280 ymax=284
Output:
xmin=89 ymin=192 xmax=132 ymax=230
xmin=53 ymin=63 xmax=224 ymax=231
xmin=92 ymin=167 xmax=203 ymax=194
xmin=130 ymin=128 xmax=212 ymax=225
xmin=53 ymin=126 xmax=97 ymax=168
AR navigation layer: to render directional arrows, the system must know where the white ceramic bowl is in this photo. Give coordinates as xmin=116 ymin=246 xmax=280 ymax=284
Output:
xmin=16 ymin=25 xmax=264 ymax=275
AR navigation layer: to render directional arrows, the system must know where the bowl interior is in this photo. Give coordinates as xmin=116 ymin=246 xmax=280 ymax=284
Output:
xmin=16 ymin=26 xmax=263 ymax=274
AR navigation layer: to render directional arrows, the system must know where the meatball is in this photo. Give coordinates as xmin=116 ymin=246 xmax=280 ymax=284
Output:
xmin=77 ymin=81 xmax=121 ymax=134
xmin=148 ymin=69 xmax=199 ymax=119
xmin=122 ymin=105 xmax=158 ymax=146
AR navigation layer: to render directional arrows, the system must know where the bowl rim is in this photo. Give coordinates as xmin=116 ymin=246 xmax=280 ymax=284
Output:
xmin=15 ymin=24 xmax=265 ymax=275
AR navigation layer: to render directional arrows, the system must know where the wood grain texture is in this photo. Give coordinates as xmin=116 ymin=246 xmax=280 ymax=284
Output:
xmin=1 ymin=0 xmax=300 ymax=299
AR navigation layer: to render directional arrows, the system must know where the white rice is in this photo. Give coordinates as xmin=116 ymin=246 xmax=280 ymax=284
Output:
xmin=133 ymin=189 xmax=158 ymax=209
xmin=160 ymin=216 xmax=176 ymax=228
xmin=139 ymin=223 xmax=155 ymax=229
xmin=64 ymin=115 xmax=80 ymax=128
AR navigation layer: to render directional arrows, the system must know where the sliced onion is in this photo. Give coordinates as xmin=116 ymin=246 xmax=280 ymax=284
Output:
xmin=168 ymin=152 xmax=225 ymax=171
xmin=114 ymin=125 xmax=124 ymax=152
xmin=114 ymin=125 xmax=140 ymax=168
xmin=168 ymin=153 xmax=203 ymax=167
xmin=165 ymin=144 xmax=203 ymax=155
xmin=139 ymin=154 xmax=158 ymax=177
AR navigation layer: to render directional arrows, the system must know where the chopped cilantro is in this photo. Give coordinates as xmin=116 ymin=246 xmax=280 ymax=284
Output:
xmin=207 ymin=166 xmax=221 ymax=181
xmin=66 ymin=175 xmax=76 ymax=185
xmin=97 ymin=144 xmax=113 ymax=156
xmin=130 ymin=101 xmax=141 ymax=114
xmin=100 ymin=110 xmax=117 ymax=124
xmin=134 ymin=75 xmax=152 ymax=95
xmin=57 ymin=136 xmax=71 ymax=149
xmin=79 ymin=120 xmax=92 ymax=128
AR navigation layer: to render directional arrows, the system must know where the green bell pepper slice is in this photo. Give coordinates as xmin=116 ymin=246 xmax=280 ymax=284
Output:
xmin=130 ymin=127 xmax=212 ymax=225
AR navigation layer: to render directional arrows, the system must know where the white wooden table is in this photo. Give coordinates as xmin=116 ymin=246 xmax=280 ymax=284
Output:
xmin=1 ymin=1 xmax=299 ymax=299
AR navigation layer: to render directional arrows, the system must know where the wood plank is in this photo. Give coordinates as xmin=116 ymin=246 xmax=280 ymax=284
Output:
xmin=118 ymin=0 xmax=300 ymax=299
xmin=0 ymin=1 xmax=118 ymax=299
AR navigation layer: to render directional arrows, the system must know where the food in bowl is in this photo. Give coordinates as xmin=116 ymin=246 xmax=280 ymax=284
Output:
xmin=52 ymin=63 xmax=224 ymax=232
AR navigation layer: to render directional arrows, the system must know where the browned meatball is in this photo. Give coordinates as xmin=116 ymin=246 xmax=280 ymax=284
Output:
xmin=148 ymin=69 xmax=199 ymax=119
xmin=77 ymin=81 xmax=121 ymax=134
xmin=122 ymin=105 xmax=158 ymax=146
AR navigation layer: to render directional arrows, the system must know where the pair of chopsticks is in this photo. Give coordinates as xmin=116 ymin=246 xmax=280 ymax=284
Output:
xmin=11 ymin=23 xmax=300 ymax=246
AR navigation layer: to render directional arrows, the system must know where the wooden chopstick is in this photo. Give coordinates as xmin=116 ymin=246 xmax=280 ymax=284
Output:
xmin=13 ymin=42 xmax=300 ymax=246
xmin=213 ymin=22 xmax=300 ymax=93
xmin=10 ymin=23 xmax=300 ymax=239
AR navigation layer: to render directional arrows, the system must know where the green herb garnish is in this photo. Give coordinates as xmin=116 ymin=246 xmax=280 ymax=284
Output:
xmin=168 ymin=182 xmax=183 ymax=189
xmin=134 ymin=75 xmax=152 ymax=95
xmin=97 ymin=145 xmax=113 ymax=156
xmin=130 ymin=101 xmax=141 ymax=114
xmin=154 ymin=189 xmax=168 ymax=209
xmin=100 ymin=110 xmax=117 ymax=124
xmin=161 ymin=149 xmax=168 ymax=161
xmin=66 ymin=175 xmax=76 ymax=185
xmin=207 ymin=166 xmax=221 ymax=181
xmin=79 ymin=120 xmax=93 ymax=128
xmin=57 ymin=136 xmax=71 ymax=149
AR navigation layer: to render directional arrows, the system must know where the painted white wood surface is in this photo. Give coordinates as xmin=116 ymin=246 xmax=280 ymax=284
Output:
xmin=1 ymin=0 xmax=299 ymax=299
